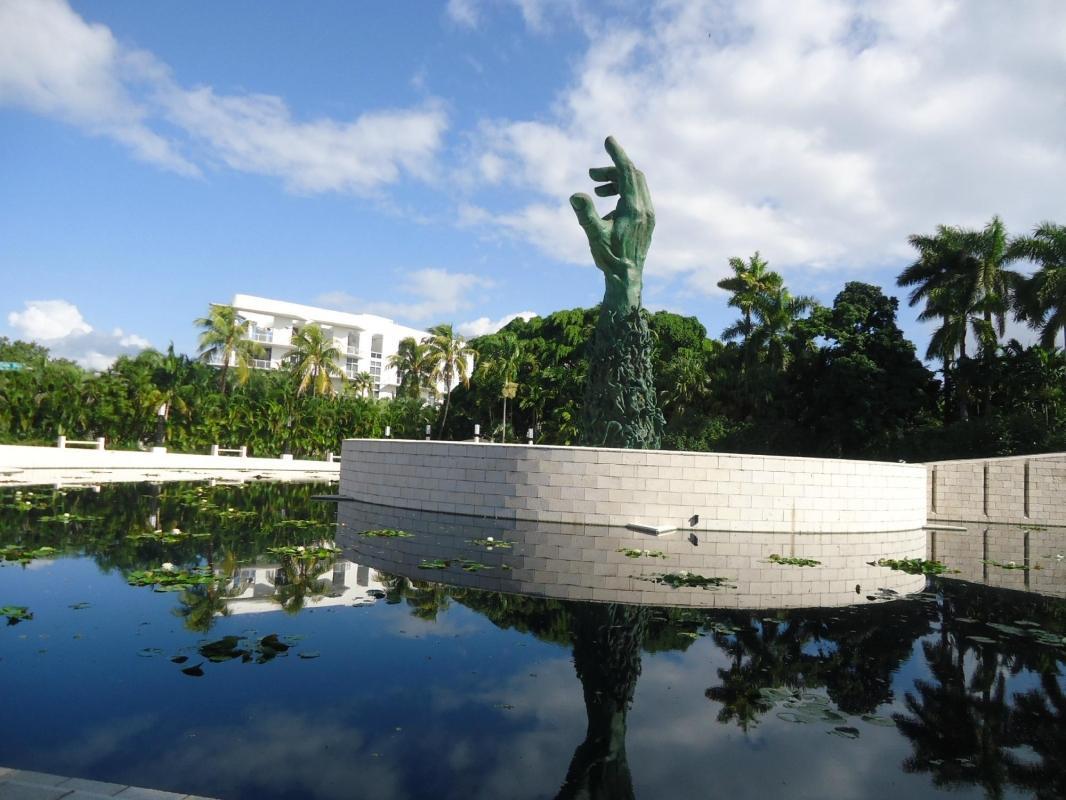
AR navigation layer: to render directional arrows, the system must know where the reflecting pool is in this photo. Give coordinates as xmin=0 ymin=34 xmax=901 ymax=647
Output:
xmin=1 ymin=482 xmax=1064 ymax=799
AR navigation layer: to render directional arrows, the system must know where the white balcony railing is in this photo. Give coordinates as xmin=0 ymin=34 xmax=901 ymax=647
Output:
xmin=250 ymin=331 xmax=273 ymax=343
xmin=252 ymin=359 xmax=272 ymax=370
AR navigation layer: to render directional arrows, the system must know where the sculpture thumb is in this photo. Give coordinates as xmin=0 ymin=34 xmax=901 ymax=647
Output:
xmin=569 ymin=193 xmax=600 ymax=231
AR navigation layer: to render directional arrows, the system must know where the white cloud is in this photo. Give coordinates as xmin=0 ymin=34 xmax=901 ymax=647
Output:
xmin=160 ymin=88 xmax=447 ymax=194
xmin=6 ymin=299 xmax=150 ymax=369
xmin=446 ymin=0 xmax=480 ymax=27
xmin=463 ymin=0 xmax=1066 ymax=293
xmin=458 ymin=310 xmax=538 ymax=337
xmin=446 ymin=0 xmax=574 ymax=31
xmin=0 ymin=0 xmax=197 ymax=175
xmin=7 ymin=299 xmax=91 ymax=340
xmin=0 ymin=0 xmax=447 ymax=193
xmin=316 ymin=268 xmax=494 ymax=325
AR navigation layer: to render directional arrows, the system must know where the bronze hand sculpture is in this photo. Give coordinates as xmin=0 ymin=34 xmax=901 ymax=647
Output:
xmin=571 ymin=137 xmax=663 ymax=449
xmin=570 ymin=136 xmax=656 ymax=313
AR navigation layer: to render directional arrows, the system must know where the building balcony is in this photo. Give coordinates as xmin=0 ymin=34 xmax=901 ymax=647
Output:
xmin=250 ymin=331 xmax=274 ymax=343
xmin=252 ymin=359 xmax=272 ymax=370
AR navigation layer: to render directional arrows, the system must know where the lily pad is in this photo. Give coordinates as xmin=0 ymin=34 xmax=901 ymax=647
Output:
xmin=649 ymin=572 xmax=735 ymax=590
xmin=418 ymin=559 xmax=450 ymax=570
xmin=359 ymin=529 xmax=413 ymax=538
xmin=470 ymin=537 xmax=513 ymax=549
xmin=767 ymin=554 xmax=821 ymax=567
xmin=1 ymin=605 xmax=32 ymax=625
xmin=861 ymin=715 xmax=896 ymax=727
xmin=829 ymin=726 xmax=861 ymax=739
xmin=874 ymin=558 xmax=951 ymax=575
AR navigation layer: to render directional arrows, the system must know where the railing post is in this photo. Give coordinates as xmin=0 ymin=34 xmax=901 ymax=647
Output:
xmin=57 ymin=435 xmax=66 ymax=449
xmin=210 ymin=444 xmax=219 ymax=456
xmin=425 ymin=424 xmax=431 ymax=441
xmin=526 ymin=428 xmax=534 ymax=445
xmin=239 ymin=446 xmax=247 ymax=458
xmin=326 ymin=451 xmax=333 ymax=463
xmin=384 ymin=425 xmax=391 ymax=439
xmin=95 ymin=437 xmax=106 ymax=451
xmin=474 ymin=424 xmax=480 ymax=443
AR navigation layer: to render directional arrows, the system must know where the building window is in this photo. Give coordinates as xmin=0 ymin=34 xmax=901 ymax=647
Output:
xmin=347 ymin=332 xmax=360 ymax=355
xmin=345 ymin=357 xmax=360 ymax=379
xmin=370 ymin=334 xmax=383 ymax=359
xmin=253 ymin=348 xmax=272 ymax=370
xmin=249 ymin=323 xmax=273 ymax=343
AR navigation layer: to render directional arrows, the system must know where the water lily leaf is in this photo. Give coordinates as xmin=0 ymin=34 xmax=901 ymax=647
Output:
xmin=181 ymin=663 xmax=205 ymax=677
xmin=1 ymin=605 xmax=32 ymax=624
xmin=68 ymin=602 xmax=91 ymax=610
xmin=137 ymin=648 xmax=163 ymax=657
xmin=861 ymin=715 xmax=896 ymax=727
xmin=200 ymin=636 xmax=247 ymax=662
xmin=829 ymin=726 xmax=860 ymax=739
xmin=298 ymin=651 xmax=321 ymax=659
xmin=171 ymin=655 xmax=189 ymax=664
xmin=418 ymin=559 xmax=450 ymax=570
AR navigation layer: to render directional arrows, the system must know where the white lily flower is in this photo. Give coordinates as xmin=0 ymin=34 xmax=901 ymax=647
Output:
xmin=161 ymin=562 xmax=176 ymax=572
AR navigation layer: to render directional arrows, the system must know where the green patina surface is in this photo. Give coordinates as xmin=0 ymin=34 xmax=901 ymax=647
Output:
xmin=570 ymin=136 xmax=664 ymax=449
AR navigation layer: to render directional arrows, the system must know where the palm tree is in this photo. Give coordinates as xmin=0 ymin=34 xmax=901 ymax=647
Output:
xmin=899 ymin=217 xmax=1023 ymax=418
xmin=750 ymin=285 xmax=815 ymax=373
xmin=388 ymin=337 xmax=436 ymax=400
xmin=346 ymin=371 xmax=375 ymax=399
xmin=195 ymin=305 xmax=265 ymax=394
xmin=960 ymin=216 xmax=1022 ymax=359
xmin=718 ymin=252 xmax=783 ymax=369
xmin=1014 ymin=222 xmax=1066 ymax=349
xmin=423 ymin=323 xmax=476 ymax=436
xmin=477 ymin=332 xmax=523 ymax=441
xmin=286 ymin=324 xmax=344 ymax=397
xmin=144 ymin=344 xmax=195 ymax=446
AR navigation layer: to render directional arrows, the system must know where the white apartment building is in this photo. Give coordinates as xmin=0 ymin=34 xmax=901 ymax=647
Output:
xmin=218 ymin=294 xmax=436 ymax=398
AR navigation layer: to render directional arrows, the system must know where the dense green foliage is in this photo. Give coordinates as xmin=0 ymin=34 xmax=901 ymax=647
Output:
xmin=0 ymin=339 xmax=433 ymax=457
xmin=2 ymin=218 xmax=1064 ymax=460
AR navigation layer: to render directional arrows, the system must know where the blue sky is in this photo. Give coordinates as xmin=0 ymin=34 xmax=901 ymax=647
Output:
xmin=2 ymin=0 xmax=1064 ymax=369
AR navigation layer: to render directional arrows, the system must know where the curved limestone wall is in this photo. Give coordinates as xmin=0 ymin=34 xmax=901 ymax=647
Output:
xmin=340 ymin=439 xmax=926 ymax=534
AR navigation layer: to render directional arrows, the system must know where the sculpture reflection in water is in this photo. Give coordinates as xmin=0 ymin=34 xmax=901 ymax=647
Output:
xmin=389 ymin=577 xmax=1065 ymax=799
xmin=557 ymin=603 xmax=648 ymax=800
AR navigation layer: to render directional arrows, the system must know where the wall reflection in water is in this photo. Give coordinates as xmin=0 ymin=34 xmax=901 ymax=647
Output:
xmin=336 ymin=501 xmax=927 ymax=608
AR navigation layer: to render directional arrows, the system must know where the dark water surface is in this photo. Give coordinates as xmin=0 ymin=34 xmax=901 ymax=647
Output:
xmin=1 ymin=482 xmax=1064 ymax=800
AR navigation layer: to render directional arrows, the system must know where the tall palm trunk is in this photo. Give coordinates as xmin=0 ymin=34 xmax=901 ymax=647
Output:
xmin=957 ymin=337 xmax=969 ymax=421
xmin=437 ymin=371 xmax=453 ymax=438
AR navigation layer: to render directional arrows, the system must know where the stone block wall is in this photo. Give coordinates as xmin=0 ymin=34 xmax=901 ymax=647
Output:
xmin=340 ymin=439 xmax=926 ymax=534
xmin=926 ymin=452 xmax=1066 ymax=526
